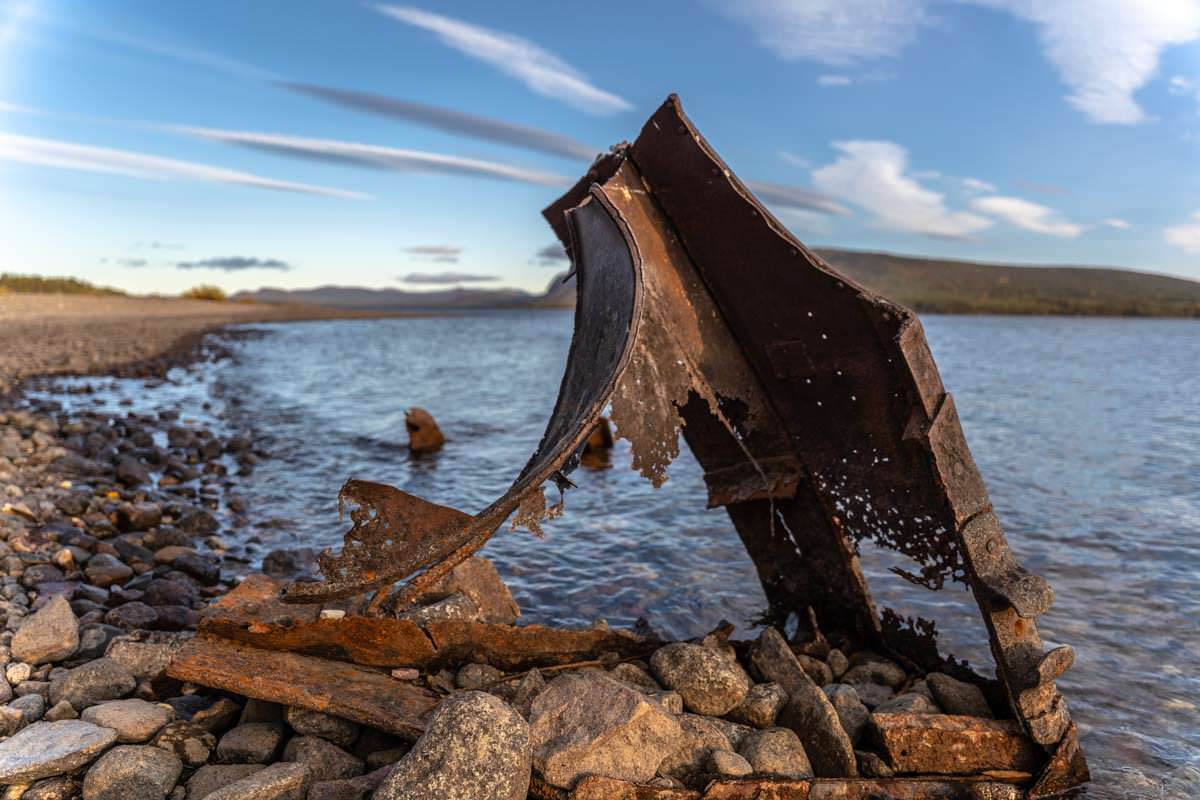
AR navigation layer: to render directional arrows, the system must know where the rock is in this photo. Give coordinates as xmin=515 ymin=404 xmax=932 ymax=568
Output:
xmin=114 ymin=457 xmax=151 ymax=487
xmin=154 ymin=720 xmax=216 ymax=766
xmin=826 ymin=649 xmax=849 ymax=679
xmin=200 ymin=762 xmax=309 ymax=800
xmin=6 ymin=662 xmax=32 ymax=685
xmin=174 ymin=554 xmax=219 ymax=586
xmin=105 ymin=632 xmax=188 ymax=681
xmin=11 ymin=693 xmax=46 ymax=724
xmin=176 ymin=511 xmax=217 ymax=537
xmin=658 ymin=715 xmax=731 ymax=782
xmin=281 ymin=736 xmax=363 ymax=782
xmin=749 ymin=628 xmax=856 ymax=777
xmin=842 ymin=658 xmax=906 ymax=689
xmin=847 ymin=681 xmax=894 ymax=709
xmin=21 ymin=776 xmax=77 ymax=800
xmin=703 ymin=716 xmax=754 ymax=750
xmin=397 ymin=593 xmax=479 ymax=625
xmin=409 ymin=557 xmax=520 ymax=626
xmin=306 ymin=765 xmax=390 ymax=800
xmin=153 ymin=606 xmax=199 ymax=632
xmin=649 ymin=642 xmax=751 ymax=716
xmin=796 ymin=653 xmax=833 ymax=687
xmin=926 ymin=673 xmax=992 ymax=718
xmin=609 ymin=663 xmax=660 ymax=691
xmin=0 ymin=720 xmax=118 ymax=783
xmin=822 ymin=684 xmax=870 ymax=744
xmin=856 ymin=749 xmax=894 ymax=778
xmin=142 ymin=580 xmax=198 ymax=608
xmin=646 ymin=690 xmax=684 ymax=715
xmin=104 ymin=602 xmax=159 ymax=631
xmin=708 ymin=749 xmax=753 ymax=777
xmin=875 ymin=692 xmax=941 ymax=714
xmin=116 ymin=503 xmax=162 ymax=533
xmin=49 ymin=658 xmax=136 ymax=710
xmin=184 ymin=764 xmax=265 ymax=800
xmin=11 ymin=595 xmax=79 ymax=665
xmin=43 ymin=700 xmax=77 ymax=721
xmin=455 ymin=662 xmax=503 ymax=690
xmin=238 ymin=699 xmax=284 ymax=726
xmin=81 ymin=745 xmax=181 ymax=800
xmin=0 ymin=704 xmax=25 ymax=736
xmin=84 ymin=555 xmax=132 ymax=589
xmin=405 ymin=408 xmax=444 ymax=455
xmin=191 ymin=698 xmax=241 ymax=734
xmin=76 ymin=624 xmax=123 ymax=661
xmin=510 ymin=668 xmax=545 ymax=719
xmin=215 ymin=723 xmax=286 ymax=764
xmin=737 ymin=727 xmax=813 ymax=778
xmin=363 ymin=747 xmax=410 ymax=771
xmin=81 ymin=699 xmax=172 ymax=743
xmin=284 ymin=707 xmax=359 ymax=748
xmin=530 ymin=673 xmax=679 ymax=788
xmin=375 ymin=691 xmax=529 ymax=800
xmin=728 ymin=682 xmax=787 ymax=728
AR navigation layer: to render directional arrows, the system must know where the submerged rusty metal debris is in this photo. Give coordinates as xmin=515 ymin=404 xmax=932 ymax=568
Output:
xmin=256 ymin=95 xmax=1087 ymax=796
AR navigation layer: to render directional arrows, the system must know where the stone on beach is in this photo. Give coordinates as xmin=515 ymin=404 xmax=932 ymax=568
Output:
xmin=657 ymin=713 xmax=732 ymax=783
xmin=649 ymin=642 xmax=751 ymax=716
xmin=80 ymin=698 xmax=173 ymax=743
xmin=49 ymin=658 xmax=137 ymax=710
xmin=822 ymin=683 xmax=870 ymax=744
xmin=216 ymin=722 xmax=287 ymax=764
xmin=728 ymin=681 xmax=788 ymax=728
xmin=185 ymin=764 xmax=266 ymax=799
xmin=281 ymin=735 xmax=364 ymax=782
xmin=737 ymin=727 xmax=813 ymax=778
xmin=927 ymin=672 xmax=993 ymax=717
xmin=0 ymin=720 xmax=118 ymax=783
xmin=284 ymin=706 xmax=360 ymax=748
xmin=11 ymin=594 xmax=79 ymax=665
xmin=154 ymin=720 xmax=217 ymax=766
xmin=81 ymin=744 xmax=182 ymax=800
xmin=375 ymin=691 xmax=530 ymax=800
xmin=707 ymin=749 xmax=753 ymax=777
xmin=200 ymin=761 xmax=310 ymax=800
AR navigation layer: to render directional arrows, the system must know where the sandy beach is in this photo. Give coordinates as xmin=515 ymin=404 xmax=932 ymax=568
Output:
xmin=0 ymin=295 xmax=398 ymax=392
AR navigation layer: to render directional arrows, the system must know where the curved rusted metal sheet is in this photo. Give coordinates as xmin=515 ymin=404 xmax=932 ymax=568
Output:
xmin=284 ymin=95 xmax=1082 ymax=785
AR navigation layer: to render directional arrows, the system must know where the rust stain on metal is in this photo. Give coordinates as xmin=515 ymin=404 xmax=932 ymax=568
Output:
xmin=870 ymin=713 xmax=1043 ymax=776
xmin=272 ymin=93 xmax=1086 ymax=794
xmin=166 ymin=635 xmax=438 ymax=740
xmin=533 ymin=775 xmax=1027 ymax=800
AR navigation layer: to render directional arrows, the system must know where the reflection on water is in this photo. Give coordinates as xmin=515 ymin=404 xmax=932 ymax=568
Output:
xmin=37 ymin=311 xmax=1200 ymax=797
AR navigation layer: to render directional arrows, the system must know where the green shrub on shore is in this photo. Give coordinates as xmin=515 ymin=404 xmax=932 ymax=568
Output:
xmin=181 ymin=285 xmax=227 ymax=301
xmin=0 ymin=273 xmax=125 ymax=296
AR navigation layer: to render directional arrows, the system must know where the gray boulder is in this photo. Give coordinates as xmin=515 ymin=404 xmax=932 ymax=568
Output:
xmin=281 ymin=735 xmax=363 ymax=782
xmin=12 ymin=595 xmax=78 ymax=665
xmin=737 ymin=727 xmax=813 ymax=778
xmin=657 ymin=714 xmax=732 ymax=783
xmin=154 ymin=720 xmax=217 ymax=767
xmin=708 ymin=749 xmax=753 ymax=777
xmin=284 ymin=707 xmax=359 ymax=748
xmin=0 ymin=720 xmax=118 ymax=783
xmin=184 ymin=764 xmax=265 ymax=800
xmin=201 ymin=762 xmax=309 ymax=800
xmin=82 ymin=745 xmax=182 ymax=800
xmin=649 ymin=642 xmax=751 ymax=716
xmin=81 ymin=699 xmax=173 ymax=743
xmin=104 ymin=632 xmax=190 ymax=682
xmin=49 ymin=658 xmax=136 ymax=710
xmin=529 ymin=673 xmax=680 ymax=788
xmin=729 ymin=682 xmax=788 ymax=728
xmin=927 ymin=673 xmax=992 ymax=717
xmin=822 ymin=684 xmax=869 ymax=744
xmin=376 ymin=691 xmax=530 ymax=800
xmin=215 ymin=723 xmax=286 ymax=764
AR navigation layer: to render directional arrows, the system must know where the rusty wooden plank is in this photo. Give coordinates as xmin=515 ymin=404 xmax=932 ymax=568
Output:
xmin=871 ymin=714 xmax=1043 ymax=777
xmin=200 ymin=575 xmax=437 ymax=667
xmin=166 ymin=635 xmax=439 ymax=740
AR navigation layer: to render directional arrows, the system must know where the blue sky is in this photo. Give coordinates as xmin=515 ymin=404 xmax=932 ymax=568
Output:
xmin=1 ymin=0 xmax=1198 ymax=295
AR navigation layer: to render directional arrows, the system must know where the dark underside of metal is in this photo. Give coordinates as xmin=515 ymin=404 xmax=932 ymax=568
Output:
xmin=280 ymin=94 xmax=1087 ymax=796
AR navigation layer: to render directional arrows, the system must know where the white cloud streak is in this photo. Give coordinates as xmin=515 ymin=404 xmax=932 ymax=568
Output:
xmin=1165 ymin=211 xmax=1200 ymax=252
xmin=817 ymin=74 xmax=853 ymax=86
xmin=961 ymin=177 xmax=997 ymax=193
xmin=811 ymin=139 xmax=991 ymax=239
xmin=970 ymin=194 xmax=1084 ymax=237
xmin=1102 ymin=217 xmax=1131 ymax=229
xmin=967 ymin=0 xmax=1200 ymax=125
xmin=374 ymin=5 xmax=631 ymax=115
xmin=0 ymin=131 xmax=365 ymax=198
xmin=173 ymin=126 xmax=571 ymax=187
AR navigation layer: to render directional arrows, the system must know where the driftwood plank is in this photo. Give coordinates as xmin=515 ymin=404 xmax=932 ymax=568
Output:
xmin=166 ymin=635 xmax=438 ymax=740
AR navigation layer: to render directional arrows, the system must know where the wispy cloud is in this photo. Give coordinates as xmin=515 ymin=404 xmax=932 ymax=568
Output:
xmin=817 ymin=74 xmax=853 ymax=87
xmin=1102 ymin=218 xmax=1131 ymax=229
xmin=1165 ymin=211 xmax=1200 ymax=253
xmin=961 ymin=177 xmax=997 ymax=193
xmin=533 ymin=243 xmax=569 ymax=265
xmin=404 ymin=244 xmax=462 ymax=263
xmin=714 ymin=0 xmax=932 ymax=66
xmin=1013 ymin=179 xmax=1068 ymax=196
xmin=968 ymin=1 xmax=1200 ymax=125
xmin=178 ymin=256 xmax=292 ymax=271
xmin=399 ymin=271 xmax=498 ymax=284
xmin=0 ymin=131 xmax=365 ymax=198
xmin=744 ymin=180 xmax=851 ymax=216
xmin=281 ymin=82 xmax=596 ymax=161
xmin=970 ymin=195 xmax=1084 ymax=237
xmin=174 ymin=125 xmax=570 ymax=187
xmin=115 ymin=258 xmax=147 ymax=268
xmin=374 ymin=5 xmax=631 ymax=115
xmin=777 ymin=150 xmax=810 ymax=169
xmin=812 ymin=140 xmax=991 ymax=239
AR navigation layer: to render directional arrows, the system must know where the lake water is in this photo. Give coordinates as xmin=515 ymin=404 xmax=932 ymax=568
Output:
xmin=40 ymin=311 xmax=1200 ymax=797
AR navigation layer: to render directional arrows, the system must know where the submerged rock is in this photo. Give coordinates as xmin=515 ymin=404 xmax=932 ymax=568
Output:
xmin=375 ymin=691 xmax=530 ymax=800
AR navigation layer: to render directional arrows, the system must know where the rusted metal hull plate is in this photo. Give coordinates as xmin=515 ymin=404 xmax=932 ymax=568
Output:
xmin=166 ymin=635 xmax=439 ymax=739
xmin=533 ymin=775 xmax=1028 ymax=800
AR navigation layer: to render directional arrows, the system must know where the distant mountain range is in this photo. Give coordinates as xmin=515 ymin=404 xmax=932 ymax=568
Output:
xmin=234 ymin=249 xmax=1200 ymax=317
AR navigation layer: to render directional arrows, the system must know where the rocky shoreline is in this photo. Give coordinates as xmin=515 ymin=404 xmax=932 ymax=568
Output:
xmin=0 ymin=333 xmax=1033 ymax=800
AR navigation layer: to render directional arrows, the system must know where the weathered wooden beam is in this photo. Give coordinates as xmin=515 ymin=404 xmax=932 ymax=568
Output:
xmin=871 ymin=713 xmax=1043 ymax=776
xmin=166 ymin=635 xmax=439 ymax=740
